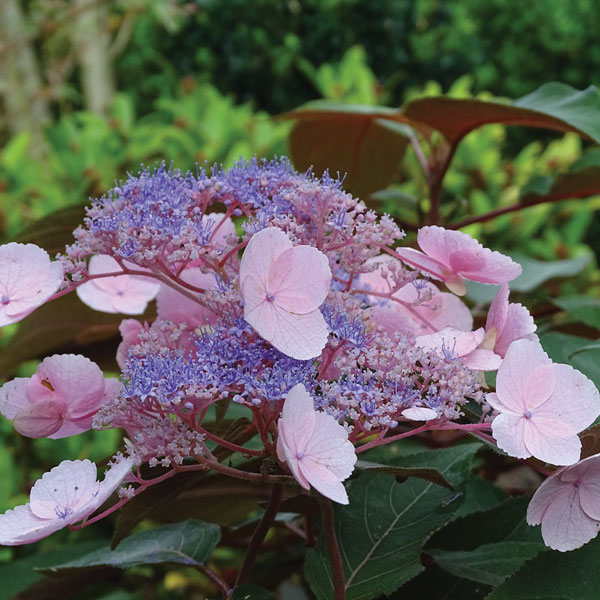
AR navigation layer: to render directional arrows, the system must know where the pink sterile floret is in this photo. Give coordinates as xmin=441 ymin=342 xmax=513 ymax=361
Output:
xmin=156 ymin=268 xmax=218 ymax=328
xmin=484 ymin=283 xmax=537 ymax=357
xmin=527 ymin=453 xmax=600 ymax=551
xmin=239 ymin=227 xmax=332 ymax=360
xmin=394 ymin=226 xmax=522 ymax=296
xmin=277 ymin=383 xmax=356 ymax=504
xmin=416 ymin=327 xmax=502 ymax=371
xmin=0 ymin=354 xmax=120 ymax=439
xmin=361 ymin=256 xmax=472 ymax=336
xmin=401 ymin=407 xmax=439 ymax=421
xmin=76 ymin=254 xmax=160 ymax=314
xmin=0 ymin=242 xmax=63 ymax=327
xmin=0 ymin=458 xmax=133 ymax=546
xmin=488 ymin=339 xmax=600 ymax=466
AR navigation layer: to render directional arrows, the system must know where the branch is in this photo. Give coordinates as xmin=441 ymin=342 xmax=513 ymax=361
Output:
xmin=318 ymin=495 xmax=345 ymax=600
xmin=448 ymin=190 xmax=591 ymax=229
xmin=234 ymin=484 xmax=284 ymax=587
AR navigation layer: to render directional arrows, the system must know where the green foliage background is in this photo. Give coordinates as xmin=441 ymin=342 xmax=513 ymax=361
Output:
xmin=1 ymin=1 xmax=600 ymax=599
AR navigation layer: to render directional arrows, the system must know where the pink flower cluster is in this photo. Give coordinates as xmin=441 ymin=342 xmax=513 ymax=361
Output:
xmin=0 ymin=158 xmax=598 ymax=553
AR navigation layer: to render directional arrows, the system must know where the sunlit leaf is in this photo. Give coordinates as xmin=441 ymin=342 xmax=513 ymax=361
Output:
xmin=403 ymin=83 xmax=600 ymax=146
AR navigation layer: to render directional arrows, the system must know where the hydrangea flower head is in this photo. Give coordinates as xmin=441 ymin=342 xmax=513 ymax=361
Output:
xmin=240 ymin=228 xmax=332 ymax=360
xmin=0 ymin=458 xmax=133 ymax=545
xmin=277 ymin=384 xmax=356 ymax=504
xmin=527 ymin=453 xmax=600 ymax=551
xmin=488 ymin=339 xmax=600 ymax=465
xmin=0 ymin=354 xmax=120 ymax=438
xmin=395 ymin=226 xmax=522 ymax=295
xmin=0 ymin=243 xmax=63 ymax=326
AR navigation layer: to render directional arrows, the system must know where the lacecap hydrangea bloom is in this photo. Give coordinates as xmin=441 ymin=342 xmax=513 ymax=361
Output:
xmin=0 ymin=156 xmax=598 ymax=553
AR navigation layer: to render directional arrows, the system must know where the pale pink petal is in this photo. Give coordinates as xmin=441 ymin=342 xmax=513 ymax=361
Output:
xmin=416 ymin=327 xmax=483 ymax=359
xmin=156 ymin=268 xmax=218 ymax=327
xmin=402 ymin=407 xmax=438 ymax=421
xmin=0 ymin=378 xmax=31 ymax=420
xmin=491 ymin=413 xmax=530 ymax=459
xmin=29 ymin=459 xmax=99 ymax=519
xmin=527 ymin=469 xmax=565 ymax=525
xmin=0 ymin=243 xmax=63 ymax=326
xmin=486 ymin=392 xmax=512 ymax=414
xmin=536 ymin=364 xmax=600 ymax=433
xmin=203 ymin=213 xmax=237 ymax=246
xmin=393 ymin=247 xmax=447 ymax=281
xmin=34 ymin=354 xmax=106 ymax=419
xmin=13 ymin=401 xmax=64 ymax=439
xmin=540 ymin=485 xmax=600 ymax=551
xmin=495 ymin=339 xmax=552 ymax=413
xmin=280 ymin=384 xmax=317 ymax=455
xmin=523 ymin=417 xmax=581 ymax=466
xmin=239 ymin=228 xmax=292 ymax=288
xmin=266 ymin=306 xmax=329 ymax=360
xmin=78 ymin=457 xmax=134 ymax=517
xmin=298 ymin=458 xmax=350 ymax=504
xmin=486 ymin=284 xmax=509 ymax=334
xmin=0 ymin=504 xmax=66 ymax=546
xmin=462 ymin=348 xmax=502 ymax=371
xmin=243 ymin=273 xmax=277 ymax=342
xmin=367 ymin=304 xmax=421 ymax=337
xmin=393 ymin=281 xmax=473 ymax=334
xmin=76 ymin=255 xmax=159 ymax=315
xmin=116 ymin=319 xmax=143 ymax=368
xmin=444 ymin=276 xmax=467 ymax=296
xmin=416 ymin=226 xmax=522 ymax=285
xmin=304 ymin=412 xmax=356 ymax=481
xmin=49 ymin=418 xmax=95 ymax=440
xmin=579 ymin=480 xmax=600 ymax=520
xmin=494 ymin=302 xmax=537 ymax=357
xmin=269 ymin=246 xmax=331 ymax=314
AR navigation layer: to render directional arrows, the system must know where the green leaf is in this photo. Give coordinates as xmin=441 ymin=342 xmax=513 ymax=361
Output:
xmin=520 ymin=165 xmax=600 ymax=205
xmin=0 ymin=541 xmax=105 ymax=600
xmin=466 ymin=254 xmax=592 ymax=303
xmin=428 ymin=542 xmax=543 ymax=587
xmin=398 ymin=566 xmax=492 ymax=600
xmin=112 ymin=470 xmax=205 ymax=548
xmin=487 ymin=536 xmax=600 ymax=600
xmin=304 ymin=443 xmax=480 ymax=600
xmin=232 ymin=585 xmax=276 ymax=600
xmin=453 ymin=477 xmax=508 ymax=519
xmin=282 ymin=102 xmax=413 ymax=197
xmin=427 ymin=495 xmax=542 ymax=552
xmin=403 ymin=83 xmax=600 ymax=146
xmin=354 ymin=459 xmax=453 ymax=489
xmin=12 ymin=204 xmax=87 ymax=255
xmin=43 ymin=520 xmax=220 ymax=573
xmin=553 ymin=296 xmax=600 ymax=330
xmin=540 ymin=332 xmax=600 ymax=387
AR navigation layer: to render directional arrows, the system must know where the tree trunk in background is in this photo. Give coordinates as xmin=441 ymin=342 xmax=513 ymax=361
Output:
xmin=72 ymin=0 xmax=115 ymax=116
xmin=0 ymin=0 xmax=50 ymax=153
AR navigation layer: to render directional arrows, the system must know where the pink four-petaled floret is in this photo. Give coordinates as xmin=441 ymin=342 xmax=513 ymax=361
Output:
xmin=0 ymin=458 xmax=133 ymax=545
xmin=0 ymin=243 xmax=63 ymax=326
xmin=394 ymin=226 xmax=522 ymax=296
xmin=239 ymin=228 xmax=332 ymax=360
xmin=488 ymin=339 xmax=600 ymax=465
xmin=277 ymin=383 xmax=356 ymax=504
xmin=527 ymin=453 xmax=600 ymax=551
xmin=76 ymin=254 xmax=160 ymax=314
xmin=0 ymin=354 xmax=121 ymax=439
